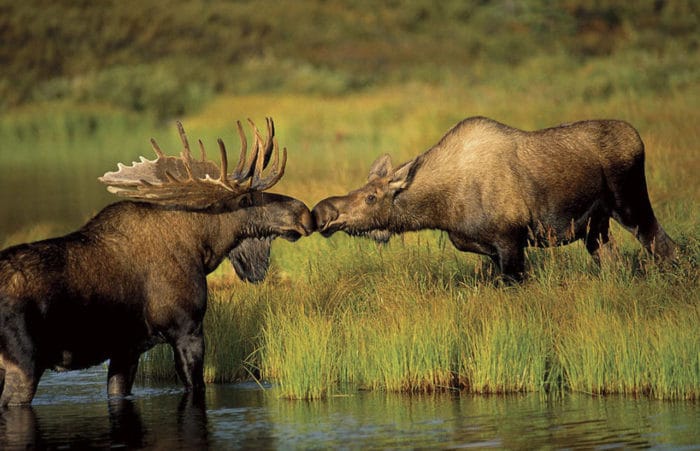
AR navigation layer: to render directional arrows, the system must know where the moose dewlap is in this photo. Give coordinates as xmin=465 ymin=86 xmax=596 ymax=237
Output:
xmin=312 ymin=116 xmax=676 ymax=281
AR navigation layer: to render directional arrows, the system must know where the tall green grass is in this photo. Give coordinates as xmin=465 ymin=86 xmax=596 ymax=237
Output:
xmin=135 ymin=230 xmax=698 ymax=400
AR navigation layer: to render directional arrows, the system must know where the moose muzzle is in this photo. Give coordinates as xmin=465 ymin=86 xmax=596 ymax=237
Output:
xmin=312 ymin=199 xmax=340 ymax=236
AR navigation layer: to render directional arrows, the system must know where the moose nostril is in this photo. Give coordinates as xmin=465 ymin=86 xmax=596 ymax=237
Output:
xmin=302 ymin=210 xmax=315 ymax=235
xmin=312 ymin=202 xmax=338 ymax=230
xmin=312 ymin=212 xmax=327 ymax=230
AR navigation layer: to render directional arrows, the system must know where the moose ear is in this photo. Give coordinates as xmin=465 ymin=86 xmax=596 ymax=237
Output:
xmin=388 ymin=159 xmax=417 ymax=193
xmin=367 ymin=154 xmax=393 ymax=181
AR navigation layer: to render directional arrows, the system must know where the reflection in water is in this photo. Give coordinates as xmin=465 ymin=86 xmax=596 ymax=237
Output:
xmin=262 ymin=393 xmax=673 ymax=449
xmin=0 ymin=393 xmax=210 ymax=450
xmin=1 ymin=367 xmax=699 ymax=449
xmin=0 ymin=406 xmax=40 ymax=449
xmin=176 ymin=392 xmax=209 ymax=448
xmin=108 ymin=398 xmax=148 ymax=448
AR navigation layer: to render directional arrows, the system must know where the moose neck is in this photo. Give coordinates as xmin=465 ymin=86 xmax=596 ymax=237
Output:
xmin=389 ymin=158 xmax=455 ymax=233
xmin=193 ymin=210 xmax=253 ymax=274
xmin=92 ymin=202 xmax=272 ymax=276
xmin=147 ymin=209 xmax=238 ymax=274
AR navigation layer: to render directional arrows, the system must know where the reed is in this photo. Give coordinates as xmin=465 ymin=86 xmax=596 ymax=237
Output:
xmin=260 ymin=300 xmax=337 ymax=399
xmin=459 ymin=295 xmax=553 ymax=394
xmin=557 ymin=285 xmax=700 ymax=400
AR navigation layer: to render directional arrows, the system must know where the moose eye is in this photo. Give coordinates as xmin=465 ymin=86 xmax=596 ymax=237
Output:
xmin=239 ymin=195 xmax=252 ymax=208
xmin=365 ymin=194 xmax=377 ymax=205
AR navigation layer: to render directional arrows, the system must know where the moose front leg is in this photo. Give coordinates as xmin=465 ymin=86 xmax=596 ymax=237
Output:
xmin=494 ymin=234 xmax=527 ymax=283
xmin=0 ymin=312 xmax=44 ymax=406
xmin=0 ymin=359 xmax=43 ymax=407
xmin=107 ymin=354 xmax=140 ymax=397
xmin=171 ymin=332 xmax=205 ymax=392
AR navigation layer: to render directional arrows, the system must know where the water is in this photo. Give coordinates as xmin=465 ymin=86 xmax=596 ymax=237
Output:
xmin=0 ymin=154 xmax=119 ymax=241
xmin=1 ymin=366 xmax=698 ymax=449
xmin=0 ymin=113 xmax=157 ymax=241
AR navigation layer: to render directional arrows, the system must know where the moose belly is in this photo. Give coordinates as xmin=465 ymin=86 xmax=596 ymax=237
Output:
xmin=44 ymin=319 xmax=155 ymax=372
xmin=529 ymin=199 xmax=610 ymax=247
xmin=52 ymin=349 xmax=110 ymax=372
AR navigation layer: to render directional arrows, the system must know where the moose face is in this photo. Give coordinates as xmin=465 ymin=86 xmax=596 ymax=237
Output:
xmin=312 ymin=154 xmax=415 ymax=243
xmin=219 ymin=191 xmax=314 ymax=243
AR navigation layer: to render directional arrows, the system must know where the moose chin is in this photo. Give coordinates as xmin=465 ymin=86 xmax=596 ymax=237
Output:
xmin=0 ymin=118 xmax=313 ymax=406
xmin=313 ymin=116 xmax=676 ymax=282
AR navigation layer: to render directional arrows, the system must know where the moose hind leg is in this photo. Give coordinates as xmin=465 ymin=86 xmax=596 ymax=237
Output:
xmin=613 ymin=203 xmax=676 ymax=261
xmin=495 ymin=239 xmax=526 ymax=283
xmin=171 ymin=332 xmax=205 ymax=392
xmin=608 ymin=160 xmax=677 ymax=261
xmin=585 ymin=215 xmax=611 ymax=263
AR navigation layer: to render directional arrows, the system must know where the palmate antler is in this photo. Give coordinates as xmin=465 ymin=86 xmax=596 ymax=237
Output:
xmin=99 ymin=118 xmax=287 ymax=208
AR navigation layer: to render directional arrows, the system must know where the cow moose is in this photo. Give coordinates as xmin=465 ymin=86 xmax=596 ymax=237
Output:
xmin=0 ymin=118 xmax=314 ymax=406
xmin=313 ymin=117 xmax=676 ymax=281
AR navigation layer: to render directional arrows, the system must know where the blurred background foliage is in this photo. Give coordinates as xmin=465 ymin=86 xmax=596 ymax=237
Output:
xmin=1 ymin=0 xmax=698 ymax=120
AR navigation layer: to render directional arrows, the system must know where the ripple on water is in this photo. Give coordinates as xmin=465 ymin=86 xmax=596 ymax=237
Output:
xmin=5 ymin=369 xmax=699 ymax=449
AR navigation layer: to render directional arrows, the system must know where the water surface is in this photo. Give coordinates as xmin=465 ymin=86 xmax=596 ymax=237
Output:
xmin=1 ymin=366 xmax=698 ymax=449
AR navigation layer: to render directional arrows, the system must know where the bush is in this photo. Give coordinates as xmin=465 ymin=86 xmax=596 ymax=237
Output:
xmin=32 ymin=64 xmax=214 ymax=121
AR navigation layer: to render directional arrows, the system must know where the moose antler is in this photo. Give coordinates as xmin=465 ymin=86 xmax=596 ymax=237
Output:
xmin=99 ymin=118 xmax=287 ymax=208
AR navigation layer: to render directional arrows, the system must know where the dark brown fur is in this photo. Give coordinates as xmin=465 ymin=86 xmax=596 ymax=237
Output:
xmin=0 ymin=193 xmax=313 ymax=406
xmin=228 ymin=237 xmax=272 ymax=283
xmin=313 ymin=117 xmax=676 ymax=280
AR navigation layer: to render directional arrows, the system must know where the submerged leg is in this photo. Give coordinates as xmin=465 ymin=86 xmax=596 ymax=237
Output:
xmin=0 ymin=360 xmax=42 ymax=407
xmin=108 ymin=354 xmax=140 ymax=397
xmin=171 ymin=332 xmax=205 ymax=392
xmin=0 ymin=310 xmax=43 ymax=406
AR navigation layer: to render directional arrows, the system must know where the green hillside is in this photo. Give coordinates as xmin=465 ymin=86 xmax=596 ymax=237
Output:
xmin=2 ymin=0 xmax=698 ymax=118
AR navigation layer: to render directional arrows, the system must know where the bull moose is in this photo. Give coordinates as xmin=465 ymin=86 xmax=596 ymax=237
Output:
xmin=0 ymin=118 xmax=314 ymax=406
xmin=313 ymin=117 xmax=676 ymax=281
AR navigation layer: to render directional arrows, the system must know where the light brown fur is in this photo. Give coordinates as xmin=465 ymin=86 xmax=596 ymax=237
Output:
xmin=313 ymin=117 xmax=676 ymax=281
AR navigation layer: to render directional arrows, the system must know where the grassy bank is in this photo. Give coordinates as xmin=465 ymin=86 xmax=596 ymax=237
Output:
xmin=137 ymin=228 xmax=699 ymax=400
